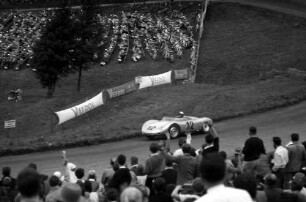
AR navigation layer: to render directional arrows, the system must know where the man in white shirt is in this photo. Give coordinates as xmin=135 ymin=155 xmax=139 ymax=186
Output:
xmin=195 ymin=153 xmax=253 ymax=202
xmin=272 ymin=136 xmax=288 ymax=188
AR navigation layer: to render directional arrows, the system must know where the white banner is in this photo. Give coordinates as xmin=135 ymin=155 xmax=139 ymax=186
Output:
xmin=55 ymin=91 xmax=105 ymax=125
xmin=136 ymin=70 xmax=172 ymax=89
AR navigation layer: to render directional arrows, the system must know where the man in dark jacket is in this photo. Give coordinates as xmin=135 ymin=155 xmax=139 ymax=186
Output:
xmin=284 ymin=133 xmax=306 ymax=189
xmin=242 ymin=126 xmax=266 ymax=175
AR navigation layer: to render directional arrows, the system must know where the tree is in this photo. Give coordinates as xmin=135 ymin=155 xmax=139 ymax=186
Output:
xmin=71 ymin=0 xmax=101 ymax=92
xmin=32 ymin=1 xmax=76 ymax=97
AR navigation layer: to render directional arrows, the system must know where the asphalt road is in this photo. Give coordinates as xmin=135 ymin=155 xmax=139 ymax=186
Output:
xmin=1 ymin=102 xmax=306 ymax=181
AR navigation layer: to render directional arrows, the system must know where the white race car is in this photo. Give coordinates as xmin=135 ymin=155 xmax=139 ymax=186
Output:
xmin=142 ymin=115 xmax=213 ymax=139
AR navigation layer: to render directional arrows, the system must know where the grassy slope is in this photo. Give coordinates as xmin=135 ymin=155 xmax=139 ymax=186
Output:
xmin=1 ymin=2 xmax=306 ymax=154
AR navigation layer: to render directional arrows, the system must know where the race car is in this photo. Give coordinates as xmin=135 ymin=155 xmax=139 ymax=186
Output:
xmin=141 ymin=114 xmax=213 ymax=139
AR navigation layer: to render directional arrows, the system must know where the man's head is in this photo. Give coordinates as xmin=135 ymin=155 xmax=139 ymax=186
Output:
xmin=165 ymin=158 xmax=173 ymax=167
xmin=131 ymin=156 xmax=138 ymax=166
xmin=233 ymin=174 xmax=257 ymax=200
xmin=249 ymin=126 xmax=257 ymax=136
xmin=150 ymin=143 xmax=159 ymax=154
xmin=28 ymin=163 xmax=37 ymax=171
xmin=273 ymin=136 xmax=282 ymax=148
xmin=120 ymin=187 xmax=143 ymax=202
xmin=49 ymin=175 xmax=60 ymax=187
xmin=88 ymin=170 xmax=96 ymax=180
xmin=178 ymin=111 xmax=184 ymax=118
xmin=2 ymin=167 xmax=11 ymax=177
xmin=200 ymin=153 xmax=225 ymax=186
xmin=75 ymin=168 xmax=84 ymax=180
xmin=192 ymin=178 xmax=205 ymax=195
xmin=182 ymin=143 xmax=191 ymax=154
xmin=61 ymin=183 xmax=82 ymax=202
xmin=264 ymin=173 xmax=277 ymax=187
xmin=219 ymin=151 xmax=227 ymax=160
xmin=117 ymin=154 xmax=126 ymax=166
xmin=17 ymin=168 xmax=41 ymax=198
xmin=152 ymin=177 xmax=166 ymax=193
xmin=291 ymin=133 xmax=299 ymax=142
xmin=178 ymin=137 xmax=186 ymax=148
xmin=106 ymin=188 xmax=119 ymax=202
xmin=205 ymin=134 xmax=214 ymax=144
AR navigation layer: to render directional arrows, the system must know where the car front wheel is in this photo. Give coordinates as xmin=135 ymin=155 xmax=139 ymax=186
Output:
xmin=168 ymin=124 xmax=180 ymax=139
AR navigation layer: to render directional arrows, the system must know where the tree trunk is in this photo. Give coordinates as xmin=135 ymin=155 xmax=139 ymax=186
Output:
xmin=77 ymin=64 xmax=82 ymax=92
xmin=47 ymin=83 xmax=53 ymax=98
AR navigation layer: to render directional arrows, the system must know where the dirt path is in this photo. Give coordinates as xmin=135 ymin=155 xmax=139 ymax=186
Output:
xmin=1 ymin=101 xmax=305 ymax=180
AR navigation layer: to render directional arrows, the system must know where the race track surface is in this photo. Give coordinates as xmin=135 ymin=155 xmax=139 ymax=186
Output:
xmin=1 ymin=102 xmax=306 ymax=180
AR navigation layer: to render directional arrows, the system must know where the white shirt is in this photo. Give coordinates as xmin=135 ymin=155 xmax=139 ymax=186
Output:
xmin=173 ymin=149 xmax=183 ymax=156
xmin=272 ymin=145 xmax=289 ymax=170
xmin=195 ymin=184 xmax=253 ymax=202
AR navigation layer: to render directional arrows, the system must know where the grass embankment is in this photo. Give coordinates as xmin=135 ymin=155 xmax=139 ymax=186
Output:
xmin=0 ymin=2 xmax=306 ymax=155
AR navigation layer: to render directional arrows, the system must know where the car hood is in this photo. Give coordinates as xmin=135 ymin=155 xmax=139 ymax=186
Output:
xmin=141 ymin=120 xmax=170 ymax=133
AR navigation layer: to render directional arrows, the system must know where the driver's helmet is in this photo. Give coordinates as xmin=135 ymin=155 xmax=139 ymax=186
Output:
xmin=178 ymin=111 xmax=184 ymax=118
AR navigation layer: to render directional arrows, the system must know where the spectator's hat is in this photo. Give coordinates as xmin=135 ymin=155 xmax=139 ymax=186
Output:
xmin=179 ymin=111 xmax=184 ymax=115
xmin=61 ymin=183 xmax=82 ymax=202
xmin=234 ymin=147 xmax=242 ymax=154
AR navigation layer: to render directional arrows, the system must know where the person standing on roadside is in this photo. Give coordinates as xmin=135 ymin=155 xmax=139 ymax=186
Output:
xmin=242 ymin=126 xmax=266 ymax=175
xmin=284 ymin=133 xmax=306 ymax=189
xmin=271 ymin=136 xmax=288 ymax=188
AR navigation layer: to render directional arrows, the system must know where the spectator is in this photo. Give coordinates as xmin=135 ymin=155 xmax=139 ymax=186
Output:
xmin=171 ymin=178 xmax=205 ymax=202
xmin=130 ymin=156 xmax=144 ymax=176
xmin=62 ymin=151 xmax=77 ymax=183
xmin=271 ymin=136 xmax=289 ymax=188
xmin=284 ymin=133 xmax=306 ymax=189
xmin=219 ymin=151 xmax=241 ymax=186
xmin=85 ymin=170 xmax=99 ymax=193
xmin=173 ymin=137 xmax=187 ymax=157
xmin=101 ymin=158 xmax=116 ymax=191
xmin=109 ymin=154 xmax=132 ymax=193
xmin=255 ymin=151 xmax=271 ymax=186
xmin=16 ymin=168 xmax=43 ymax=202
xmin=27 ymin=163 xmax=50 ymax=200
xmin=233 ymin=173 xmax=259 ymax=202
xmin=261 ymin=173 xmax=306 ymax=202
xmin=61 ymin=183 xmax=87 ymax=202
xmin=195 ymin=153 xmax=253 ymax=202
xmin=0 ymin=176 xmax=18 ymax=202
xmin=0 ymin=167 xmax=16 ymax=190
xmin=242 ymin=126 xmax=266 ymax=175
xmin=84 ymin=180 xmax=98 ymax=202
xmin=45 ymin=176 xmax=61 ymax=202
xmin=231 ymin=147 xmax=242 ymax=168
xmin=106 ymin=188 xmax=119 ymax=202
xmin=75 ymin=168 xmax=85 ymax=193
xmin=120 ymin=187 xmax=143 ymax=202
xmin=201 ymin=125 xmax=219 ymax=157
xmin=163 ymin=132 xmax=198 ymax=185
xmin=161 ymin=159 xmax=177 ymax=187
xmin=290 ymin=173 xmax=306 ymax=197
xmin=53 ymin=171 xmax=64 ymax=186
xmin=144 ymin=143 xmax=166 ymax=194
xmin=149 ymin=177 xmax=173 ymax=202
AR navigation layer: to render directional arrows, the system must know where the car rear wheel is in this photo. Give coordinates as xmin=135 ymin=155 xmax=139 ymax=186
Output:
xmin=168 ymin=124 xmax=180 ymax=139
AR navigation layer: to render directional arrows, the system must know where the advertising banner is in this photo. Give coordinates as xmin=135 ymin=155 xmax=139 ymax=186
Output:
xmin=106 ymin=80 xmax=139 ymax=99
xmin=174 ymin=69 xmax=188 ymax=80
xmin=55 ymin=91 xmax=106 ymax=125
xmin=136 ymin=70 xmax=173 ymax=89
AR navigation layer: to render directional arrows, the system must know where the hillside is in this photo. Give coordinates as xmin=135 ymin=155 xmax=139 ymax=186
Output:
xmin=1 ymin=2 xmax=306 ymax=155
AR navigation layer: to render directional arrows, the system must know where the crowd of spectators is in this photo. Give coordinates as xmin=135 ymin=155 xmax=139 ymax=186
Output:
xmin=0 ymin=9 xmax=52 ymax=70
xmin=0 ymin=123 xmax=306 ymax=202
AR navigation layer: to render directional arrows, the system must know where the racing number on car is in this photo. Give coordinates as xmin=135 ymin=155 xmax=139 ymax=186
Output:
xmin=186 ymin=121 xmax=194 ymax=130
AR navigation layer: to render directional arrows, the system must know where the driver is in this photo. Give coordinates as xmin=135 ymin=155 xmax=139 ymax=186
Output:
xmin=177 ymin=111 xmax=184 ymax=118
